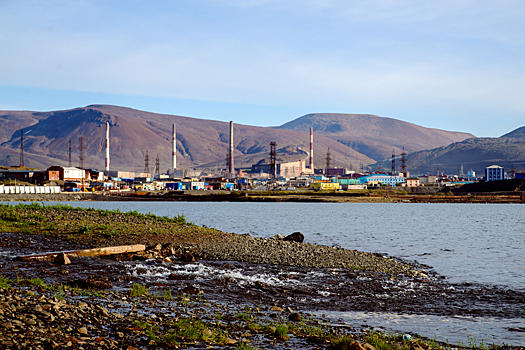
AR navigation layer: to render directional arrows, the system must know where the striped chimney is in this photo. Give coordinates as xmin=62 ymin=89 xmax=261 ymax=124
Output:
xmin=105 ymin=122 xmax=110 ymax=171
xmin=229 ymin=121 xmax=234 ymax=174
xmin=172 ymin=124 xmax=177 ymax=170
xmin=310 ymin=127 xmax=314 ymax=169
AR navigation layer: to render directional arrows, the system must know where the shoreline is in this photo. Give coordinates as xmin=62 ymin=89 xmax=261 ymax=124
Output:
xmin=1 ymin=190 xmax=525 ymax=204
xmin=1 ymin=203 xmax=524 ymax=348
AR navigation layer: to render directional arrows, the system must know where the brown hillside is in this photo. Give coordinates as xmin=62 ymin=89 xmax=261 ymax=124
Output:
xmin=373 ymin=129 xmax=525 ymax=175
xmin=276 ymin=113 xmax=474 ymax=160
xmin=0 ymin=105 xmax=373 ymax=172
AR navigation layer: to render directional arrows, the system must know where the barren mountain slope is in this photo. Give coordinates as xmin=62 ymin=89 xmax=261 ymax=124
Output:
xmin=277 ymin=113 xmax=474 ymax=160
xmin=0 ymin=106 xmax=373 ymax=172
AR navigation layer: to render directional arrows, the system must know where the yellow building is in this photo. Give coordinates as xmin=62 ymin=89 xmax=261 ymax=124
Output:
xmin=310 ymin=182 xmax=340 ymax=191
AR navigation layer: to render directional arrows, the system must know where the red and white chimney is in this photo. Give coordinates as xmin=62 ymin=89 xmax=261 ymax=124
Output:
xmin=105 ymin=122 xmax=110 ymax=172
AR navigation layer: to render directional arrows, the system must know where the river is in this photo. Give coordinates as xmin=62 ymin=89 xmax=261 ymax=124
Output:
xmin=3 ymin=201 xmax=525 ymax=345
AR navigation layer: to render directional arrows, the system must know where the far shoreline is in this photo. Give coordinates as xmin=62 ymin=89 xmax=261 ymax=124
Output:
xmin=1 ymin=190 xmax=525 ymax=204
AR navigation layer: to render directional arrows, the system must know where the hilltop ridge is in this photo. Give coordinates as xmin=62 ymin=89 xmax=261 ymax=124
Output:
xmin=0 ymin=105 xmax=473 ymax=172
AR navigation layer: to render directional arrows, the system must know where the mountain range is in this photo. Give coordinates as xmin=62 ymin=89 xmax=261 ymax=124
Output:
xmin=374 ymin=126 xmax=525 ymax=175
xmin=2 ymin=104 xmax=517 ymax=175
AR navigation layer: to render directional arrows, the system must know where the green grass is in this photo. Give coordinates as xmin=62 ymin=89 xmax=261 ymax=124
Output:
xmin=129 ymin=283 xmax=149 ymax=297
xmin=273 ymin=323 xmax=289 ymax=340
xmin=0 ymin=274 xmax=10 ymax=289
xmin=27 ymin=277 xmax=49 ymax=289
xmin=161 ymin=289 xmax=173 ymax=300
xmin=236 ymin=341 xmax=261 ymax=350
xmin=236 ymin=312 xmax=254 ymax=322
xmin=53 ymin=284 xmax=66 ymax=300
xmin=0 ymin=203 xmax=202 ymax=241
xmin=331 ymin=335 xmax=355 ymax=350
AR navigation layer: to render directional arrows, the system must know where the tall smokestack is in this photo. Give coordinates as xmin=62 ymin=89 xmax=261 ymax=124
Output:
xmin=310 ymin=127 xmax=314 ymax=169
xmin=105 ymin=122 xmax=110 ymax=172
xmin=172 ymin=124 xmax=177 ymax=170
xmin=229 ymin=121 xmax=234 ymax=174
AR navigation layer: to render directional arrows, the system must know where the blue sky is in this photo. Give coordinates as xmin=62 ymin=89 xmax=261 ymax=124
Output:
xmin=1 ymin=1 xmax=525 ymax=137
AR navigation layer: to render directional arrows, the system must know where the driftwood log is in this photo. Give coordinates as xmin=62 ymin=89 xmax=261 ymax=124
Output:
xmin=15 ymin=244 xmax=146 ymax=262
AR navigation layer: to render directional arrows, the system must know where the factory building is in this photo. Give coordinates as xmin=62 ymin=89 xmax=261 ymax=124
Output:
xmin=485 ymin=165 xmax=505 ymax=181
xmin=251 ymin=160 xmax=306 ymax=177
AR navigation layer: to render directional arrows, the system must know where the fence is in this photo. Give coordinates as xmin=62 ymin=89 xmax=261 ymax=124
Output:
xmin=0 ymin=186 xmax=61 ymax=194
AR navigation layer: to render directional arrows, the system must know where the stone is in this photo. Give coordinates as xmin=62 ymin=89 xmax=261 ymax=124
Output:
xmin=283 ymin=232 xmax=304 ymax=243
xmin=167 ymin=273 xmax=190 ymax=280
xmin=152 ymin=243 xmax=162 ymax=251
xmin=72 ymin=275 xmax=113 ymax=290
xmin=78 ymin=327 xmax=88 ymax=335
xmin=288 ymin=313 xmax=301 ymax=321
xmin=347 ymin=342 xmax=378 ymax=350
xmin=181 ymin=251 xmax=196 ymax=262
xmin=270 ymin=306 xmax=284 ymax=312
xmin=54 ymin=253 xmax=71 ymax=265
xmin=270 ymin=234 xmax=284 ymax=240
xmin=180 ymin=285 xmax=203 ymax=295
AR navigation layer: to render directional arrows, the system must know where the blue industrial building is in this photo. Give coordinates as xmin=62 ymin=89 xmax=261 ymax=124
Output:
xmin=359 ymin=174 xmax=406 ymax=186
xmin=485 ymin=165 xmax=505 ymax=182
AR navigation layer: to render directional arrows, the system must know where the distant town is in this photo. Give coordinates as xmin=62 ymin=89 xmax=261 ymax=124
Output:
xmin=0 ymin=153 xmax=519 ymax=195
xmin=1 ymin=119 xmax=523 ymax=196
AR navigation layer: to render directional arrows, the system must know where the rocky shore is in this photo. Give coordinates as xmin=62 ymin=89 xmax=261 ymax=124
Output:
xmin=1 ymin=203 xmax=524 ymax=349
xmin=0 ymin=203 xmax=422 ymax=277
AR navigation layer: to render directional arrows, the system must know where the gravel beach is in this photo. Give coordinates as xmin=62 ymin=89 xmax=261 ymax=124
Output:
xmin=1 ymin=203 xmax=524 ymax=349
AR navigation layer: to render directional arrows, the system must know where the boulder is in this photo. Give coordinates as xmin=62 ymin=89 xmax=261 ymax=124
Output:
xmin=54 ymin=253 xmax=71 ymax=265
xmin=72 ymin=275 xmax=113 ymax=290
xmin=181 ymin=251 xmax=196 ymax=262
xmin=288 ymin=313 xmax=301 ymax=321
xmin=283 ymin=232 xmax=304 ymax=243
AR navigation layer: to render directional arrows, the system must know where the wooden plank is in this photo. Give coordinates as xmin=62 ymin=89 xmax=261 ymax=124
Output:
xmin=15 ymin=244 xmax=146 ymax=262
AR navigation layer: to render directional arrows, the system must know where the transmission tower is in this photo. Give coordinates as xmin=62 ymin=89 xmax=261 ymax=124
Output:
xmin=400 ymin=147 xmax=407 ymax=175
xmin=391 ymin=149 xmax=396 ymax=176
xmin=19 ymin=129 xmax=24 ymax=167
xmin=511 ymin=164 xmax=516 ymax=179
xmin=68 ymin=140 xmax=72 ymax=167
xmin=155 ymin=154 xmax=160 ymax=179
xmin=144 ymin=150 xmax=150 ymax=175
xmin=326 ymin=148 xmax=331 ymax=170
xmin=269 ymin=142 xmax=277 ymax=181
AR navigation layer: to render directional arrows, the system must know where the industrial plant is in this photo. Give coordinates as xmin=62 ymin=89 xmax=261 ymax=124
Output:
xmin=1 ymin=117 xmax=521 ymax=196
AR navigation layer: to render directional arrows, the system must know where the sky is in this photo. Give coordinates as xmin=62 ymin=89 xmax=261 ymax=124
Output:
xmin=1 ymin=1 xmax=525 ymax=137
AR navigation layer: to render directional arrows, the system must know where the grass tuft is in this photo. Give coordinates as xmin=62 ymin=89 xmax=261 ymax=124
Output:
xmin=129 ymin=283 xmax=149 ymax=297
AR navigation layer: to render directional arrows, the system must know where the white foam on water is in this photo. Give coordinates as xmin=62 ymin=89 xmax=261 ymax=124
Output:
xmin=127 ymin=263 xmax=171 ymax=278
xmin=315 ymin=311 xmax=525 ymax=346
xmin=126 ymin=262 xmax=310 ymax=289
